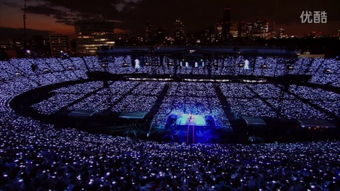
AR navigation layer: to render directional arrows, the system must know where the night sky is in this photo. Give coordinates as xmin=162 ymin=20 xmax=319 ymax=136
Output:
xmin=0 ymin=0 xmax=339 ymax=36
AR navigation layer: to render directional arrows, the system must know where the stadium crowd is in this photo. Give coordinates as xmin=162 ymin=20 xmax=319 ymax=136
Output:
xmin=152 ymin=82 xmax=230 ymax=129
xmin=0 ymin=57 xmax=339 ymax=190
xmin=0 ymin=112 xmax=339 ymax=190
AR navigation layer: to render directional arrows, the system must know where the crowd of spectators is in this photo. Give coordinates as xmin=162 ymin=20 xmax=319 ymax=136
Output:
xmin=0 ymin=111 xmax=339 ymax=190
xmin=91 ymin=56 xmax=340 ymax=88
xmin=152 ymin=82 xmax=230 ymax=129
xmin=289 ymin=85 xmax=339 ymax=117
xmin=0 ymin=57 xmax=339 ymax=190
xmin=0 ymin=57 xmax=338 ymax=121
xmin=1 ymin=56 xmax=339 ymax=88
xmin=220 ymin=83 xmax=337 ymax=120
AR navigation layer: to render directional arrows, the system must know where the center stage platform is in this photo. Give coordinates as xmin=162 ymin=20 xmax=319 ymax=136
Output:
xmin=163 ymin=113 xmax=228 ymax=143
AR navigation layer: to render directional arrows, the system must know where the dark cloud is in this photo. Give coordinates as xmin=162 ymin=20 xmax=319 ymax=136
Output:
xmin=24 ymin=4 xmax=79 ymax=25
xmin=21 ymin=0 xmax=340 ymax=33
xmin=0 ymin=27 xmax=49 ymax=40
xmin=33 ymin=0 xmax=135 ymax=17
xmin=1 ymin=1 xmax=21 ymax=8
xmin=24 ymin=0 xmax=138 ymax=29
xmin=125 ymin=0 xmax=340 ymax=31
xmin=26 ymin=4 xmax=64 ymax=17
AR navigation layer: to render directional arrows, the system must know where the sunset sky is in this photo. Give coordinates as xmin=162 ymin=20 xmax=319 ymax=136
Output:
xmin=0 ymin=0 xmax=339 ymax=36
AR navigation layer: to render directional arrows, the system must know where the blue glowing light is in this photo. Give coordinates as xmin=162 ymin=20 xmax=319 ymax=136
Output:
xmin=176 ymin=114 xmax=207 ymax=126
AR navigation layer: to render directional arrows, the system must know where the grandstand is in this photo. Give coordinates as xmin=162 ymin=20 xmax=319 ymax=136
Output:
xmin=0 ymin=47 xmax=339 ymax=190
xmin=1 ymin=48 xmax=339 ymax=143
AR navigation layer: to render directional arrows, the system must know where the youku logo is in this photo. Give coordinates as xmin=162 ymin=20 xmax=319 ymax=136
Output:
xmin=300 ymin=11 xmax=327 ymax=24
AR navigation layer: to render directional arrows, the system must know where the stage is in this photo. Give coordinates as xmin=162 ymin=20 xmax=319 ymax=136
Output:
xmin=162 ymin=112 xmax=227 ymax=143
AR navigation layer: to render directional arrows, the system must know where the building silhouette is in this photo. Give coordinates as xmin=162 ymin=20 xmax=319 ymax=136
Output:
xmin=222 ymin=8 xmax=231 ymax=40
xmin=75 ymin=20 xmax=115 ymax=55
xmin=49 ymin=34 xmax=69 ymax=57
xmin=174 ymin=19 xmax=186 ymax=44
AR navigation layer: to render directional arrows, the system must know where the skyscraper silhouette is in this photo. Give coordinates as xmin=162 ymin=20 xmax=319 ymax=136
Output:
xmin=222 ymin=8 xmax=231 ymax=40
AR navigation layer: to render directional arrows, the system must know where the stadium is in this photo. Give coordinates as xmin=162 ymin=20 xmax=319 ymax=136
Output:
xmin=0 ymin=46 xmax=339 ymax=190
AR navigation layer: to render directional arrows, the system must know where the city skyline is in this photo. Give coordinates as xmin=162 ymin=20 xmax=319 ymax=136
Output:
xmin=0 ymin=0 xmax=340 ymax=37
